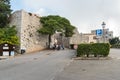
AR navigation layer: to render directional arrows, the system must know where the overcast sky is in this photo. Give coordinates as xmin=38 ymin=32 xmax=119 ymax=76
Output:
xmin=10 ymin=0 xmax=120 ymax=37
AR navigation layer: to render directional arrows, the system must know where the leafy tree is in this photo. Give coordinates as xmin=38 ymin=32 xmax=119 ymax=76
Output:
xmin=109 ymin=37 xmax=119 ymax=45
xmin=38 ymin=15 xmax=75 ymax=48
xmin=0 ymin=0 xmax=19 ymax=46
xmin=0 ymin=26 xmax=19 ymax=45
xmin=0 ymin=0 xmax=12 ymax=28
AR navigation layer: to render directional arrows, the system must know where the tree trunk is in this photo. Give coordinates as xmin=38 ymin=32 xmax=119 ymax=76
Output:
xmin=48 ymin=34 xmax=51 ymax=48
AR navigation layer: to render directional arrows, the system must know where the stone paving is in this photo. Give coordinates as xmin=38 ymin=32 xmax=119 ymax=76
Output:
xmin=0 ymin=49 xmax=75 ymax=80
xmin=54 ymin=49 xmax=120 ymax=80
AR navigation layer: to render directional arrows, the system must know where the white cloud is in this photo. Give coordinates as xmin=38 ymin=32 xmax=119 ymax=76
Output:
xmin=107 ymin=18 xmax=120 ymax=37
xmin=35 ymin=8 xmax=58 ymax=16
xmin=35 ymin=8 xmax=49 ymax=16
xmin=12 ymin=0 xmax=120 ymax=36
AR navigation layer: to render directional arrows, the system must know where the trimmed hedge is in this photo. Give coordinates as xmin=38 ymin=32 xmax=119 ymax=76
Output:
xmin=111 ymin=44 xmax=120 ymax=48
xmin=77 ymin=43 xmax=110 ymax=57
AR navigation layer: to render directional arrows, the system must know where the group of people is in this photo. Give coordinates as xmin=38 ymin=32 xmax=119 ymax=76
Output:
xmin=49 ymin=39 xmax=64 ymax=50
xmin=52 ymin=43 xmax=64 ymax=50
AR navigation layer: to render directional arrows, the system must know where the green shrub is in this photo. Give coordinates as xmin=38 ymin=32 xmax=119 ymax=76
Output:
xmin=111 ymin=44 xmax=120 ymax=48
xmin=77 ymin=44 xmax=92 ymax=57
xmin=77 ymin=43 xmax=110 ymax=57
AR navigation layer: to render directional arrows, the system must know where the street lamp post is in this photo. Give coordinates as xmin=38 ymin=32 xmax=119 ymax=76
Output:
xmin=101 ymin=22 xmax=106 ymax=43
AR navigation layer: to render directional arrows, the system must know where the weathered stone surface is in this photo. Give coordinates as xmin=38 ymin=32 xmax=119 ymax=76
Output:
xmin=69 ymin=28 xmax=81 ymax=44
xmin=10 ymin=10 xmax=81 ymax=53
xmin=10 ymin=10 xmax=48 ymax=53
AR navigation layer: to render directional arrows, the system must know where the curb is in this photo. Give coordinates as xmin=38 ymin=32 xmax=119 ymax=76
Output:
xmin=0 ymin=56 xmax=8 ymax=60
xmin=73 ymin=57 xmax=112 ymax=60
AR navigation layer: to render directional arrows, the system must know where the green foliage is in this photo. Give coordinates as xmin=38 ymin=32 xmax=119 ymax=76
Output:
xmin=38 ymin=15 xmax=75 ymax=48
xmin=0 ymin=0 xmax=12 ymax=28
xmin=65 ymin=25 xmax=75 ymax=37
xmin=0 ymin=0 xmax=18 ymax=45
xmin=92 ymin=43 xmax=110 ymax=57
xmin=109 ymin=37 xmax=119 ymax=45
xmin=38 ymin=15 xmax=75 ymax=37
xmin=77 ymin=43 xmax=110 ymax=57
xmin=0 ymin=26 xmax=19 ymax=45
xmin=109 ymin=37 xmax=120 ymax=48
xmin=111 ymin=44 xmax=120 ymax=48
xmin=77 ymin=44 xmax=92 ymax=57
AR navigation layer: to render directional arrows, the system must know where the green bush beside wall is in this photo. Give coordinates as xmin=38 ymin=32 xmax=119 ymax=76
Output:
xmin=77 ymin=43 xmax=110 ymax=57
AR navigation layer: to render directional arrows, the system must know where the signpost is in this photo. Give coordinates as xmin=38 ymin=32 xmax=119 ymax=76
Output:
xmin=96 ymin=29 xmax=102 ymax=43
xmin=96 ymin=29 xmax=102 ymax=36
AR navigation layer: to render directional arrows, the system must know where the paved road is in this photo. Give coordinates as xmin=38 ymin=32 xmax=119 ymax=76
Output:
xmin=0 ymin=49 xmax=75 ymax=80
xmin=54 ymin=48 xmax=120 ymax=80
xmin=109 ymin=48 xmax=120 ymax=59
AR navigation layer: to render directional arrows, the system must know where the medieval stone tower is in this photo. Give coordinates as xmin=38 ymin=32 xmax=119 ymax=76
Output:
xmin=10 ymin=10 xmax=48 ymax=53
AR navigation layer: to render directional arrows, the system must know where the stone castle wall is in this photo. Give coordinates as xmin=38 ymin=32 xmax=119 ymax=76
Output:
xmin=69 ymin=28 xmax=81 ymax=44
xmin=10 ymin=10 xmax=48 ymax=53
